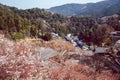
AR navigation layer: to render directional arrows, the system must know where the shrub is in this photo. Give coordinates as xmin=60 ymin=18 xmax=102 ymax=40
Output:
xmin=12 ymin=32 xmax=24 ymax=40
xmin=0 ymin=38 xmax=41 ymax=79
xmin=41 ymin=32 xmax=52 ymax=41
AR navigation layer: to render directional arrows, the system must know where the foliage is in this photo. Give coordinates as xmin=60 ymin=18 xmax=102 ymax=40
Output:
xmin=41 ymin=32 xmax=52 ymax=41
xmin=12 ymin=32 xmax=24 ymax=40
xmin=0 ymin=3 xmax=119 ymax=45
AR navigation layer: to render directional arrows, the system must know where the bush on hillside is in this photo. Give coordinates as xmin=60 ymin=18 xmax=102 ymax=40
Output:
xmin=41 ymin=32 xmax=52 ymax=41
xmin=0 ymin=38 xmax=41 ymax=79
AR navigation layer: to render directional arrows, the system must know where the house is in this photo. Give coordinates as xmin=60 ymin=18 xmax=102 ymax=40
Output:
xmin=51 ymin=32 xmax=59 ymax=38
xmin=94 ymin=47 xmax=108 ymax=54
xmin=110 ymin=31 xmax=120 ymax=38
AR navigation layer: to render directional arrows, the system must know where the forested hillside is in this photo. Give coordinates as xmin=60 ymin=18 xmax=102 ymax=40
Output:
xmin=0 ymin=3 xmax=120 ymax=45
xmin=50 ymin=0 xmax=120 ymax=17
xmin=0 ymin=4 xmax=67 ymax=40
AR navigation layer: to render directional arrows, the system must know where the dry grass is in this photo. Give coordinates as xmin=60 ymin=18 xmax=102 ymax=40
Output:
xmin=0 ymin=36 xmax=43 ymax=80
xmin=45 ymin=37 xmax=75 ymax=52
xmin=0 ymin=34 xmax=120 ymax=80
xmin=48 ymin=57 xmax=120 ymax=80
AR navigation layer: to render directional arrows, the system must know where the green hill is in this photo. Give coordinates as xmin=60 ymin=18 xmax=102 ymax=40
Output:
xmin=0 ymin=3 xmax=120 ymax=45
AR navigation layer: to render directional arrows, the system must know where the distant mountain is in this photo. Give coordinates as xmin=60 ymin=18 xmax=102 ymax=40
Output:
xmin=49 ymin=0 xmax=120 ymax=17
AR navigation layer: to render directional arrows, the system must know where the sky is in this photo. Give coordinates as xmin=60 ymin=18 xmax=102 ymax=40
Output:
xmin=0 ymin=0 xmax=103 ymax=9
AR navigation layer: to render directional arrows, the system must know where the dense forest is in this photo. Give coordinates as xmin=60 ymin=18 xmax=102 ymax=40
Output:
xmin=0 ymin=3 xmax=120 ymax=45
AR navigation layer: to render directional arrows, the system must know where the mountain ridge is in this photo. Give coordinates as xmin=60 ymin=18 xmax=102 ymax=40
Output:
xmin=49 ymin=0 xmax=120 ymax=17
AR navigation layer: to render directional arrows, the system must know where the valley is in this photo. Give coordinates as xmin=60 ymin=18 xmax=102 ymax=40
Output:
xmin=0 ymin=0 xmax=120 ymax=79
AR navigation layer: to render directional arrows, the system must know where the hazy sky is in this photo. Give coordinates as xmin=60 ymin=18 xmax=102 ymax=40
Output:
xmin=0 ymin=0 xmax=103 ymax=9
